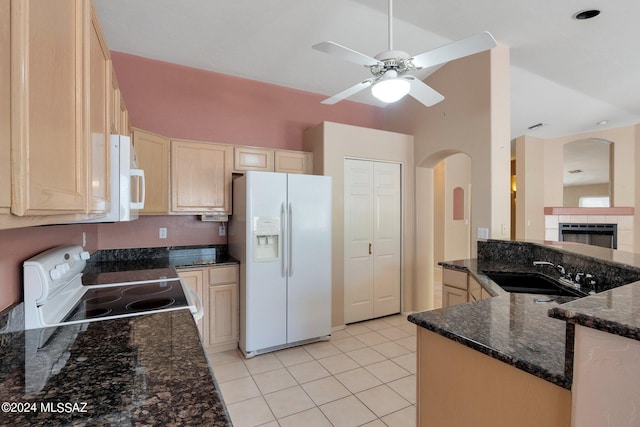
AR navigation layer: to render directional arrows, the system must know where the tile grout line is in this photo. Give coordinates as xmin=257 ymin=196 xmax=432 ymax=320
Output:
xmin=210 ymin=315 xmax=417 ymax=426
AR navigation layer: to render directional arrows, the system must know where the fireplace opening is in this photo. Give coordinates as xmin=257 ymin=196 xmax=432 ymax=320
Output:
xmin=559 ymin=223 xmax=617 ymax=249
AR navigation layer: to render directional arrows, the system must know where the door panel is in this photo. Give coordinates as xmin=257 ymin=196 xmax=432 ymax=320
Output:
xmin=372 ymin=162 xmax=401 ymax=317
xmin=286 ymin=174 xmax=332 ymax=343
xmin=344 ymin=159 xmax=401 ymax=323
xmin=344 ymin=160 xmax=374 ymax=323
xmin=242 ymin=172 xmax=288 ymax=352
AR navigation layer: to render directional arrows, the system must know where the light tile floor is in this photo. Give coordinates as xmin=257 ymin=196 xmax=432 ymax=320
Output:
xmin=206 ymin=314 xmax=417 ymax=427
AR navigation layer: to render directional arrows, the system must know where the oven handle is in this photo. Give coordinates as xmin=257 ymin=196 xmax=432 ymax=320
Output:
xmin=186 ymin=287 xmax=204 ymax=321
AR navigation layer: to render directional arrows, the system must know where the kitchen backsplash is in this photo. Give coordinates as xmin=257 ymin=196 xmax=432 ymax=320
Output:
xmin=478 ymin=239 xmax=640 ymax=292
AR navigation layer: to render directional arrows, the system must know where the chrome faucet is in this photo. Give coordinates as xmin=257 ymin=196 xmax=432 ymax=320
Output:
xmin=533 ymin=261 xmax=564 ymax=275
xmin=532 ymin=261 xmax=555 ymax=267
xmin=533 ymin=261 xmax=576 ymax=287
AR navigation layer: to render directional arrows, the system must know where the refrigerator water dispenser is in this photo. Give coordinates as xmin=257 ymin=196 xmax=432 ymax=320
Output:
xmin=253 ymin=216 xmax=280 ymax=262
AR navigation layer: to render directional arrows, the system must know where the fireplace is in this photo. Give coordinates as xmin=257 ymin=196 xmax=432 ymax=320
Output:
xmin=559 ymin=223 xmax=617 ymax=249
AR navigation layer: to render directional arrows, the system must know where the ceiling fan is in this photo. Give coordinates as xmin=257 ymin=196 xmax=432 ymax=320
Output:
xmin=312 ymin=0 xmax=497 ymax=107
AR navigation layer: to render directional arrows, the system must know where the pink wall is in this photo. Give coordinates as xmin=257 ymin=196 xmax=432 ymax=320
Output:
xmin=96 ymin=215 xmax=225 ymax=249
xmin=0 ymin=224 xmax=99 ymax=311
xmin=2 ymin=52 xmax=383 ymax=313
xmin=111 ymin=52 xmax=385 ymax=150
xmin=0 ymin=216 xmax=224 ymax=312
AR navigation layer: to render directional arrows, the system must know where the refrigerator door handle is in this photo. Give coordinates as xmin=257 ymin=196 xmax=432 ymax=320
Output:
xmin=288 ymin=202 xmax=293 ymax=277
xmin=281 ymin=202 xmax=287 ymax=277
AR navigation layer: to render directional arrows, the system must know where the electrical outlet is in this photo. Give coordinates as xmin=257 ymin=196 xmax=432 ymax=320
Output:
xmin=219 ymin=224 xmax=226 ymax=236
xmin=82 ymin=231 xmax=86 ymax=247
xmin=477 ymin=227 xmax=489 ymax=239
xmin=159 ymin=227 xmax=167 ymax=239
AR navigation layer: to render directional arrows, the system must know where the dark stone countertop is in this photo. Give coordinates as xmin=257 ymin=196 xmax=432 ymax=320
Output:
xmin=548 ymin=280 xmax=640 ymax=341
xmin=409 ymin=259 xmax=576 ymax=389
xmin=409 ymin=240 xmax=640 ymax=390
xmin=0 ymin=309 xmax=230 ymax=426
xmin=82 ymin=245 xmax=239 ymax=285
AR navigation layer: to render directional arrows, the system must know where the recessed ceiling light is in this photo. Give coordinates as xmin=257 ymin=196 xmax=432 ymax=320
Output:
xmin=596 ymin=119 xmax=609 ymax=126
xmin=527 ymin=122 xmax=544 ymax=130
xmin=573 ymin=9 xmax=601 ymax=20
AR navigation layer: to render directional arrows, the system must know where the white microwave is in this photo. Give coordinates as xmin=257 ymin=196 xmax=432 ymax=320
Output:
xmin=78 ymin=134 xmax=145 ymax=222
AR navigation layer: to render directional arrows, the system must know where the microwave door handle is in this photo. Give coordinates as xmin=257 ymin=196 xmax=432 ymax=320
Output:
xmin=129 ymin=169 xmax=145 ymax=209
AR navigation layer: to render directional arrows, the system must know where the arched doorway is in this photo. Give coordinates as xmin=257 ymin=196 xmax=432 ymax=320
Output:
xmin=415 ymin=151 xmax=472 ymax=310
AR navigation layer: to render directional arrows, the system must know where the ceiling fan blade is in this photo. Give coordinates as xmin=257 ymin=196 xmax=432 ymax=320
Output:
xmin=405 ymin=76 xmax=445 ymax=107
xmin=312 ymin=41 xmax=381 ymax=67
xmin=410 ymin=31 xmax=497 ymax=70
xmin=321 ymin=79 xmax=375 ymax=105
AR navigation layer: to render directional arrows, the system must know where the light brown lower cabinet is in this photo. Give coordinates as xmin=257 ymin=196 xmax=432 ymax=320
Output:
xmin=442 ymin=267 xmax=490 ymax=307
xmin=417 ymin=328 xmax=571 ymax=426
xmin=178 ymin=264 xmax=239 ymax=353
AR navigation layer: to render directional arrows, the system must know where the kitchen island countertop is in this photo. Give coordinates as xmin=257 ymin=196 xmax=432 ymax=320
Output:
xmin=409 ymin=259 xmax=576 ymax=389
xmin=0 ymin=308 xmax=230 ymax=426
xmin=409 ymin=240 xmax=640 ymax=391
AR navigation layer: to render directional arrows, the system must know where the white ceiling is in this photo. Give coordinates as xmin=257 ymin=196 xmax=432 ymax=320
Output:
xmin=94 ymin=0 xmax=640 ymax=141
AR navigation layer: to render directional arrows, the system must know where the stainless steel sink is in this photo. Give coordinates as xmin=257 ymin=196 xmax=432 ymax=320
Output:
xmin=483 ymin=271 xmax=586 ymax=297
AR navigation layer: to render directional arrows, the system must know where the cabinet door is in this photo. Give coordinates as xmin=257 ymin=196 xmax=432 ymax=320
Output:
xmin=274 ymin=150 xmax=313 ymax=174
xmin=208 ymin=266 xmax=239 ymax=352
xmin=442 ymin=284 xmax=468 ymax=307
xmin=85 ymin=5 xmax=110 ymax=213
xmin=110 ymin=68 xmax=120 ymax=134
xmin=119 ymin=94 xmax=129 ymax=135
xmin=233 ymin=146 xmax=274 ymax=172
xmin=178 ymin=269 xmax=205 ymax=338
xmin=0 ymin=0 xmax=10 ymax=213
xmin=132 ymin=128 xmax=170 ymax=214
xmin=11 ymin=0 xmax=87 ymax=215
xmin=171 ymin=140 xmax=232 ymax=213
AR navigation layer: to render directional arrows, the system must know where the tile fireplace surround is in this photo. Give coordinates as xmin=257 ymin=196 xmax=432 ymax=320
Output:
xmin=544 ymin=207 xmax=634 ymax=252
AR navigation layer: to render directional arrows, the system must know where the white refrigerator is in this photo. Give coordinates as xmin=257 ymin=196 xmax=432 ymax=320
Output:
xmin=229 ymin=171 xmax=332 ymax=357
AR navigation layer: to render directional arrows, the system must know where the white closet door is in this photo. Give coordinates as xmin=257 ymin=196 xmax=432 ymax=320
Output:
xmin=344 ymin=159 xmax=401 ymax=324
xmin=372 ymin=162 xmax=401 ymax=317
xmin=344 ymin=159 xmax=375 ymax=323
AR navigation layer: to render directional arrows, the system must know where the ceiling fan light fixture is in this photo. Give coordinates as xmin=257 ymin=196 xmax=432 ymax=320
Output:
xmin=371 ymin=76 xmax=410 ymax=103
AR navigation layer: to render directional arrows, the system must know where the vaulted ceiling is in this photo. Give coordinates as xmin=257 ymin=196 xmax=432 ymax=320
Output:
xmin=95 ymin=0 xmax=640 ymax=141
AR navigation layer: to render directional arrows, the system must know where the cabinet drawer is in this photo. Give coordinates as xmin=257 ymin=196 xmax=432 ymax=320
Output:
xmin=209 ymin=265 xmax=238 ymax=285
xmin=443 ymin=268 xmax=468 ymax=290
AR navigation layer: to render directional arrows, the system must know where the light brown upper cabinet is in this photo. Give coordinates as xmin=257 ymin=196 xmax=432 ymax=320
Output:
xmin=11 ymin=0 xmax=89 ymax=215
xmin=10 ymin=0 xmax=112 ymax=216
xmin=132 ymin=128 xmax=170 ymax=214
xmin=86 ymin=4 xmax=111 ymax=214
xmin=233 ymin=146 xmax=274 ymax=173
xmin=111 ymin=70 xmax=130 ymax=136
xmin=171 ymin=139 xmax=233 ymax=214
xmin=274 ymin=150 xmax=313 ymax=174
xmin=1 ymin=0 xmax=10 ymax=214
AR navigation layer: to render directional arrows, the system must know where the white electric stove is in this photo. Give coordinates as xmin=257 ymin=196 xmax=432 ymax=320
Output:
xmin=23 ymin=245 xmax=203 ymax=330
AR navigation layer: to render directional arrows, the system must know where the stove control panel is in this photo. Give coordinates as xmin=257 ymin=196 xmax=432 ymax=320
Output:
xmin=24 ymin=245 xmax=90 ymax=302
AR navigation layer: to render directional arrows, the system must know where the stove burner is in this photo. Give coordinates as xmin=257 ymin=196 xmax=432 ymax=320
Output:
xmin=126 ymin=298 xmax=175 ymax=311
xmin=84 ymin=308 xmax=112 ymax=318
xmin=122 ymin=283 xmax=173 ymax=297
xmin=85 ymin=295 xmax=121 ymax=305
